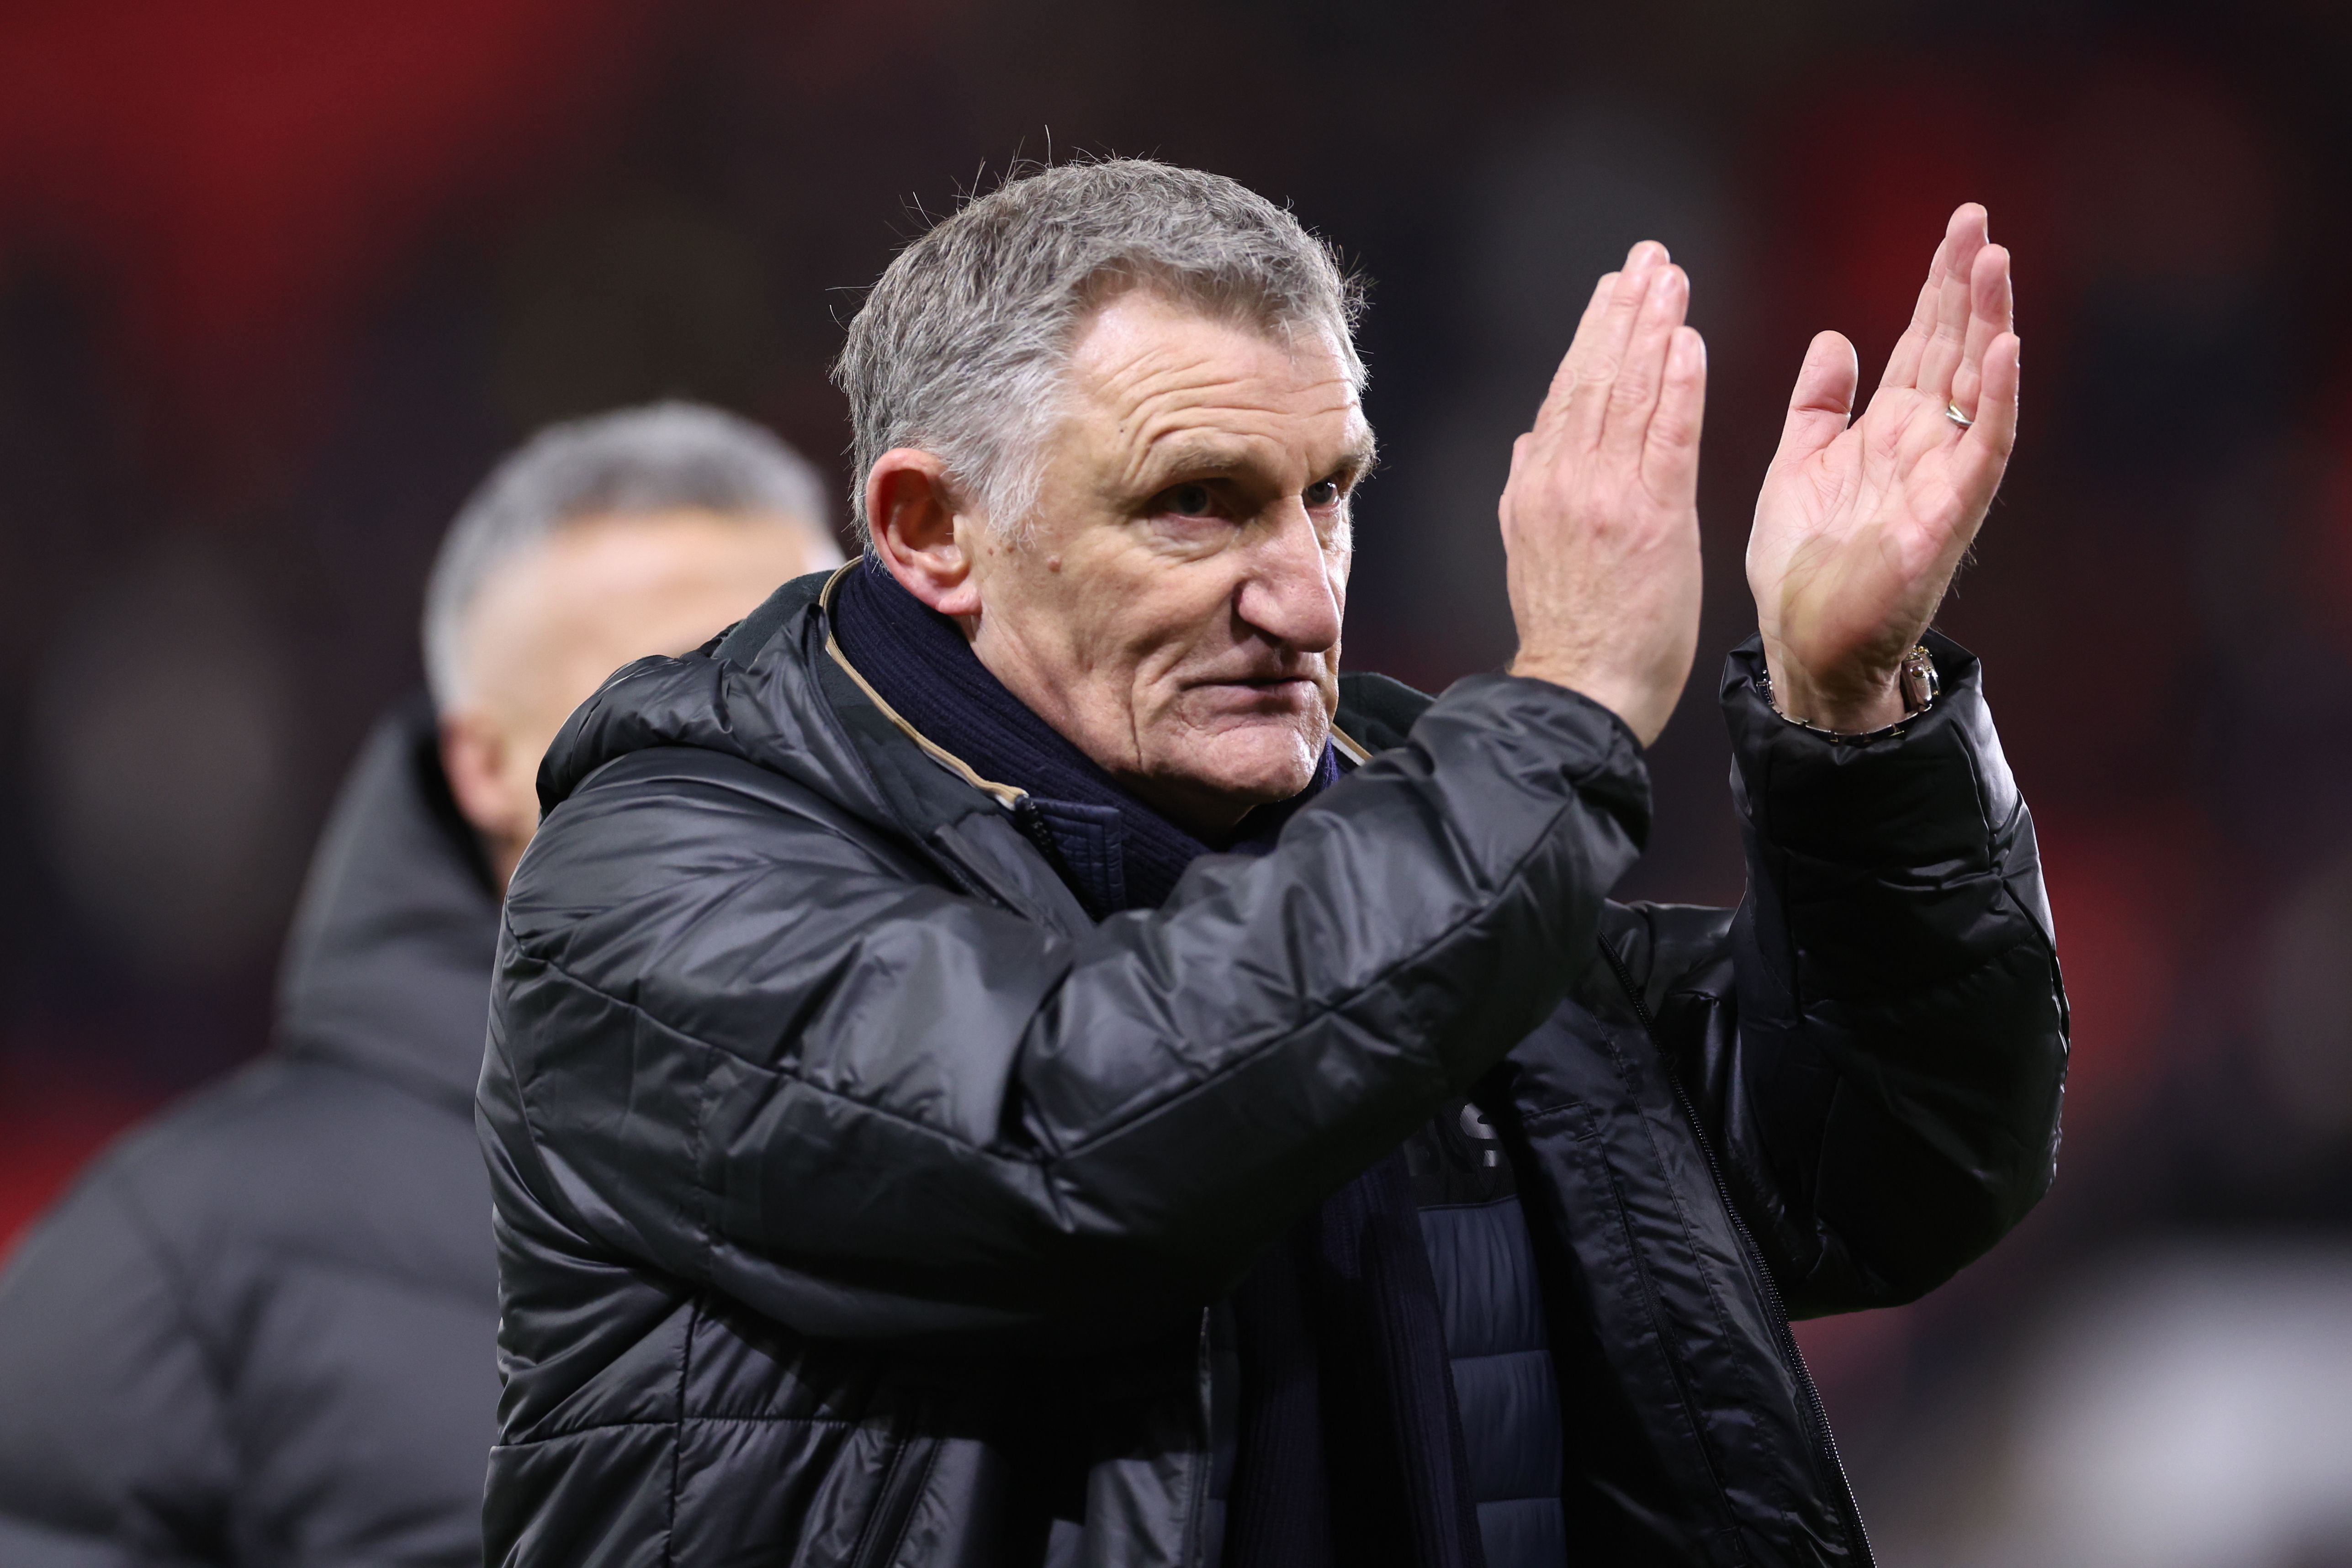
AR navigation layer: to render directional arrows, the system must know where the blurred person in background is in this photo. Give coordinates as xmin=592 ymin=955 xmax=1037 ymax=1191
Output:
xmin=0 ymin=402 xmax=841 ymax=1566
xmin=480 ymin=162 xmax=2065 ymax=1568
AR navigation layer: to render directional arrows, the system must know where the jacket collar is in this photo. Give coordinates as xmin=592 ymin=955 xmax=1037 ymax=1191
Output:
xmin=813 ymin=562 xmax=1026 ymax=809
xmin=274 ymin=695 xmax=502 ymax=1115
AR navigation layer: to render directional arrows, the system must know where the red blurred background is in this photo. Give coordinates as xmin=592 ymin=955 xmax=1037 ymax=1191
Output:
xmin=3 ymin=1 xmax=2347 ymax=1560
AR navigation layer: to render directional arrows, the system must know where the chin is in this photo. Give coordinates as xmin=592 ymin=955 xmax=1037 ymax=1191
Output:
xmin=1177 ymin=722 xmax=1324 ymax=807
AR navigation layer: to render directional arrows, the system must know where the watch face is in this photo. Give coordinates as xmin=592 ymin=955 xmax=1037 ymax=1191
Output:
xmin=1902 ymin=646 xmax=1939 ymax=713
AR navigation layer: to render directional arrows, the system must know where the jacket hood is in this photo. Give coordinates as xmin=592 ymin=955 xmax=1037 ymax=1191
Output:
xmin=274 ymin=694 xmax=502 ymax=1114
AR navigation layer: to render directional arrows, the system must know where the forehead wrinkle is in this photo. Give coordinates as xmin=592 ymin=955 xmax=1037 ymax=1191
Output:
xmin=1112 ymin=379 xmax=1361 ymax=494
xmin=1142 ymin=392 xmax=1365 ymax=481
xmin=1064 ymin=308 xmax=1362 ymax=497
xmin=1087 ymin=343 xmax=1354 ymax=418
xmin=1120 ymin=407 xmax=1340 ymax=495
xmin=1078 ymin=323 xmax=1352 ymax=421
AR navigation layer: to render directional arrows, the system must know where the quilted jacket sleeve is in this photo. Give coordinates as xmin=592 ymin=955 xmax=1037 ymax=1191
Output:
xmin=1623 ymin=632 xmax=2068 ymax=1315
xmin=481 ymin=672 xmax=1652 ymax=1340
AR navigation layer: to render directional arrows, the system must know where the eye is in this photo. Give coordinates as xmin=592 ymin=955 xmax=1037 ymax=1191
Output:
xmin=1303 ymin=477 xmax=1342 ymax=508
xmin=1154 ymin=482 xmax=1214 ymax=517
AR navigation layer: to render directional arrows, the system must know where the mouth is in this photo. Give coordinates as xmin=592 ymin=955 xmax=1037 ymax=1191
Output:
xmin=1185 ymin=672 xmax=1325 ymax=714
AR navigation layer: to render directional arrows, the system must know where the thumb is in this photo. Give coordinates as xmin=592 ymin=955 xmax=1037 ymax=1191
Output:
xmin=1773 ymin=330 xmax=1859 ymax=470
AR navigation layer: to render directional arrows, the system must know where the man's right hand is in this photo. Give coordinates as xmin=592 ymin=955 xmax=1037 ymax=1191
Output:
xmin=1499 ymin=242 xmax=1706 ymax=748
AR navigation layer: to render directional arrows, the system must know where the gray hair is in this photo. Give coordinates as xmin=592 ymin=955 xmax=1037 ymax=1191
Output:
xmin=423 ymin=401 xmax=840 ymax=711
xmin=833 ymin=158 xmax=1366 ymax=548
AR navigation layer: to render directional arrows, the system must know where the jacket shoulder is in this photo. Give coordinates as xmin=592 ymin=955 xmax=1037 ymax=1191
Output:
xmin=48 ymin=1058 xmax=493 ymax=1305
xmin=510 ymin=744 xmax=941 ymax=945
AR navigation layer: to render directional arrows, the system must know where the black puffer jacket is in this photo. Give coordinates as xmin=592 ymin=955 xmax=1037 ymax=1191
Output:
xmin=479 ymin=569 xmax=2066 ymax=1567
xmin=0 ymin=700 xmax=503 ymax=1567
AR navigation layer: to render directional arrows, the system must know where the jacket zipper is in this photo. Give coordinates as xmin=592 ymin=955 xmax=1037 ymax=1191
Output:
xmin=1597 ymin=939 xmax=1876 ymax=1568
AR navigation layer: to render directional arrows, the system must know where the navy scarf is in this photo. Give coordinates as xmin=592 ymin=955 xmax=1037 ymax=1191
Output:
xmin=832 ymin=565 xmax=1484 ymax=1568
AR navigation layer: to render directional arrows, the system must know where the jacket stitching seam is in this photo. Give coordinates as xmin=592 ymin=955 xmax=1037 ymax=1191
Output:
xmin=1597 ymin=1030 xmax=1765 ymax=1552
xmin=492 ymin=1413 xmax=866 ymax=1445
xmin=560 ymin=759 xmax=919 ymax=874
xmin=847 ymin=1424 xmax=918 ymax=1567
xmin=94 ymin=1168 xmax=246 ymax=1490
xmin=877 ymin=1437 xmax=945 ymax=1567
xmin=189 ymin=1241 xmax=489 ymax=1310
xmin=692 ymin=1019 xmax=717 ymax=1285
xmin=1954 ymin=723 xmax=1994 ymax=854
xmin=514 ymin=956 xmax=1028 ymax=1157
xmin=1665 ymin=918 xmax=2033 ymax=1012
xmin=492 ymin=970 xmax=646 ymax=1259
xmin=1585 ymin=1128 xmax=1752 ymax=1556
xmin=660 ymin=1295 xmax=699 ymax=1568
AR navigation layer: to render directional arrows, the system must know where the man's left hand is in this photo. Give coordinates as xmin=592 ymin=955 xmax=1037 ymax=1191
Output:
xmin=1747 ymin=203 xmax=2019 ymax=732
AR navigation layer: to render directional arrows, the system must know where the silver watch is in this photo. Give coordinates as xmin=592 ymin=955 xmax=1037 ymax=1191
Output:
xmin=1899 ymin=644 xmax=1939 ymax=715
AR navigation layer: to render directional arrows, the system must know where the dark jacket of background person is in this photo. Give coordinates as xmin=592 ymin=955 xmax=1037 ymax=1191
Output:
xmin=478 ymin=570 xmax=2068 ymax=1568
xmin=0 ymin=701 xmax=502 ymax=1567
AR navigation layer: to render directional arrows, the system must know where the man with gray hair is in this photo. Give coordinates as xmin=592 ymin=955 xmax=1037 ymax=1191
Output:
xmin=483 ymin=162 xmax=2063 ymax=1566
xmin=0 ymin=403 xmax=838 ymax=1566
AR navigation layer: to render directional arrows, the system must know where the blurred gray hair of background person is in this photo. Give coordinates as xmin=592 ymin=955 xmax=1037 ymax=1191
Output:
xmin=423 ymin=398 xmax=838 ymax=713
xmin=423 ymin=401 xmax=843 ymax=887
xmin=832 ymin=158 xmax=1366 ymax=545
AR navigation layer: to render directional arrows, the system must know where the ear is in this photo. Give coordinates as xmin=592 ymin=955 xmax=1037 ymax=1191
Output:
xmin=438 ymin=709 xmax=536 ymax=890
xmin=440 ymin=710 xmax=507 ymax=832
xmin=865 ymin=449 xmax=983 ymax=618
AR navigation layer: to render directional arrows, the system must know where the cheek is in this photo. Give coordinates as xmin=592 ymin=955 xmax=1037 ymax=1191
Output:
xmin=1326 ymin=545 xmax=1351 ymax=660
xmin=1115 ymin=579 xmax=1245 ymax=676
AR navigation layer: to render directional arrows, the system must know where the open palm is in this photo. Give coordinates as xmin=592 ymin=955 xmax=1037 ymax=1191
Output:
xmin=1747 ymin=204 xmax=2020 ymax=730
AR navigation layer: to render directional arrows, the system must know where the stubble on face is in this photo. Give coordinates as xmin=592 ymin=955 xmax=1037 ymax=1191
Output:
xmin=961 ymin=290 xmax=1373 ymax=840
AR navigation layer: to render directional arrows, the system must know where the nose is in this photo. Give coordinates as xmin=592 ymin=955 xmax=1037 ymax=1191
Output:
xmin=1234 ymin=503 xmax=1344 ymax=655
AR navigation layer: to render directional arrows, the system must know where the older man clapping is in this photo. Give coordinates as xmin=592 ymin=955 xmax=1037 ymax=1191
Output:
xmin=479 ymin=161 xmax=2061 ymax=1568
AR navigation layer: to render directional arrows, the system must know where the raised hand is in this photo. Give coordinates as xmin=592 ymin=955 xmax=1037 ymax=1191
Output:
xmin=1502 ymin=242 xmax=1707 ymax=747
xmin=1747 ymin=204 xmax=2020 ymax=731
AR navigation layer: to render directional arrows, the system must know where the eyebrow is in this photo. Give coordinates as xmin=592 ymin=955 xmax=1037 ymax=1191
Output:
xmin=1139 ymin=433 xmax=1378 ymax=492
xmin=1142 ymin=440 xmax=1256 ymax=482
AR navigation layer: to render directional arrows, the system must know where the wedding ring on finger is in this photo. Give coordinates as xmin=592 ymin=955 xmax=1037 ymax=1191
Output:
xmin=1945 ymin=401 xmax=1974 ymax=428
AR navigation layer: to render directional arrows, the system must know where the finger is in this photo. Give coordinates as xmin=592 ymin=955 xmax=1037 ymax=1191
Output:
xmin=1500 ymin=432 xmax=1533 ymax=537
xmin=1642 ymin=325 xmax=1707 ymax=502
xmin=1949 ymin=330 xmax=2020 ymax=523
xmin=1537 ymin=243 xmax=1664 ymax=438
xmin=1531 ymin=272 xmax=1620 ymax=439
xmin=1879 ymin=236 xmax=1950 ymax=391
xmin=1773 ymin=330 xmax=1860 ymax=471
xmin=1948 ymin=243 xmax=2013 ymax=422
xmin=1600 ymin=263 xmax=1690 ymax=463
xmin=1563 ymin=242 xmax=1669 ymax=452
xmin=1914 ymin=203 xmax=1989 ymax=404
